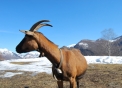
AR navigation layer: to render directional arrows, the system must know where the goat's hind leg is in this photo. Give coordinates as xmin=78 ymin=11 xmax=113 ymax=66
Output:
xmin=57 ymin=81 xmax=63 ymax=88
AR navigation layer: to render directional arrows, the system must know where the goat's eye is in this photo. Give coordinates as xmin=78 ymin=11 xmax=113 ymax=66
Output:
xmin=27 ymin=35 xmax=33 ymax=38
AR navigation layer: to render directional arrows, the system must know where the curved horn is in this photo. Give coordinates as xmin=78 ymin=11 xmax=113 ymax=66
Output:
xmin=33 ymin=23 xmax=53 ymax=32
xmin=29 ymin=20 xmax=52 ymax=31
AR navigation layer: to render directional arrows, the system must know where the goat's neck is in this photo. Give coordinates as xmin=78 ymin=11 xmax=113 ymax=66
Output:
xmin=36 ymin=33 xmax=61 ymax=67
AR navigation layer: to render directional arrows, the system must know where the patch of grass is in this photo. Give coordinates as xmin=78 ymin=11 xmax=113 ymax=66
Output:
xmin=10 ymin=62 xmax=34 ymax=65
xmin=0 ymin=64 xmax=122 ymax=88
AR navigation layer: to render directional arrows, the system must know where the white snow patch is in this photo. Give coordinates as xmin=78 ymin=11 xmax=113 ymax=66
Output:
xmin=109 ymin=40 xmax=116 ymax=42
xmin=0 ymin=57 xmax=52 ymax=78
xmin=1 ymin=72 xmax=23 ymax=78
xmin=0 ymin=48 xmax=9 ymax=52
xmin=79 ymin=43 xmax=88 ymax=49
xmin=85 ymin=56 xmax=122 ymax=64
xmin=67 ymin=44 xmax=76 ymax=48
xmin=0 ymin=56 xmax=122 ymax=78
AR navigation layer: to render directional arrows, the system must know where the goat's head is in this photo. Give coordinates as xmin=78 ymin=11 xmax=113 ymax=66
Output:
xmin=16 ymin=20 xmax=52 ymax=53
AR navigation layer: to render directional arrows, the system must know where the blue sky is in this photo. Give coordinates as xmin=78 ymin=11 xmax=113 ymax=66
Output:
xmin=0 ymin=0 xmax=122 ymax=53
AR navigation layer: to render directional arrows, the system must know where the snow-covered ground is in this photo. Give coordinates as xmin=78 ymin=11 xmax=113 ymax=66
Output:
xmin=0 ymin=56 xmax=122 ymax=78
xmin=85 ymin=56 xmax=122 ymax=64
xmin=0 ymin=57 xmax=51 ymax=78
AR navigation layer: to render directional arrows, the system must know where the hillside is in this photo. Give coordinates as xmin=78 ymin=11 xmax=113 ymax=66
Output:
xmin=74 ymin=36 xmax=122 ymax=56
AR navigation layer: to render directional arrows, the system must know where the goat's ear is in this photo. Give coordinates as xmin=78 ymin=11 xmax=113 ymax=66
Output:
xmin=19 ymin=30 xmax=34 ymax=36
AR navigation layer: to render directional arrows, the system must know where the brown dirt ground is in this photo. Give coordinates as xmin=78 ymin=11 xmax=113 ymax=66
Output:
xmin=0 ymin=64 xmax=122 ymax=88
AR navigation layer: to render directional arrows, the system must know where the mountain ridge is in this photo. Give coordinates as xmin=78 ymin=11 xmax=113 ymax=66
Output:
xmin=0 ymin=48 xmax=40 ymax=60
xmin=74 ymin=35 xmax=122 ymax=56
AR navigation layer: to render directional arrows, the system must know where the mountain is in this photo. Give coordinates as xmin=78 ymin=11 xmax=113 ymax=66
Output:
xmin=0 ymin=48 xmax=22 ymax=60
xmin=0 ymin=52 xmax=4 ymax=61
xmin=23 ymin=52 xmax=40 ymax=59
xmin=0 ymin=48 xmax=40 ymax=60
xmin=74 ymin=36 xmax=122 ymax=56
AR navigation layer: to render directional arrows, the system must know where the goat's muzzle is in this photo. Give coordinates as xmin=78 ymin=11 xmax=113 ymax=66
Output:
xmin=16 ymin=45 xmax=22 ymax=53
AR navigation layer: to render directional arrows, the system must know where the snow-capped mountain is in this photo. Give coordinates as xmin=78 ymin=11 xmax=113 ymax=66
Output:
xmin=0 ymin=48 xmax=40 ymax=60
xmin=23 ymin=52 xmax=40 ymax=59
xmin=0 ymin=48 xmax=22 ymax=60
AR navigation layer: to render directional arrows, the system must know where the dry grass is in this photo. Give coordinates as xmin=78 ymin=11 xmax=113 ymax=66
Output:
xmin=10 ymin=62 xmax=35 ymax=65
xmin=0 ymin=64 xmax=122 ymax=88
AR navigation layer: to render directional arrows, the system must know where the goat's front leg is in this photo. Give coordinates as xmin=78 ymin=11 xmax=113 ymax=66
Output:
xmin=57 ymin=81 xmax=63 ymax=88
xmin=76 ymin=80 xmax=79 ymax=88
xmin=69 ymin=77 xmax=76 ymax=88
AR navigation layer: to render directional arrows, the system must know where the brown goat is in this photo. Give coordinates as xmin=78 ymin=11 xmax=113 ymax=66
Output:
xmin=16 ymin=20 xmax=87 ymax=88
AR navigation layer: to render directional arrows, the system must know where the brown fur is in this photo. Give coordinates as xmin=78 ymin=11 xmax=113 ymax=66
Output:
xmin=16 ymin=21 xmax=87 ymax=88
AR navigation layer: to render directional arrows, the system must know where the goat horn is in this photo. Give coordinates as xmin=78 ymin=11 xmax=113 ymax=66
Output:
xmin=29 ymin=20 xmax=52 ymax=31
xmin=33 ymin=23 xmax=53 ymax=31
